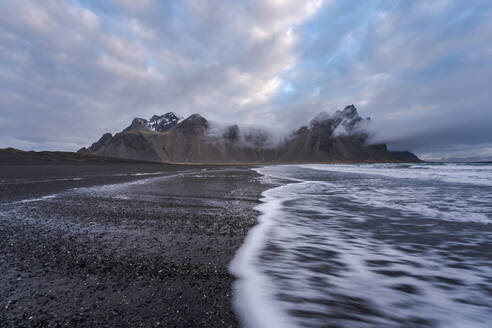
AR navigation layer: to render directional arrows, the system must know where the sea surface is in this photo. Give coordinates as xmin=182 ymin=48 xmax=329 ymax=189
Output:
xmin=231 ymin=163 xmax=492 ymax=328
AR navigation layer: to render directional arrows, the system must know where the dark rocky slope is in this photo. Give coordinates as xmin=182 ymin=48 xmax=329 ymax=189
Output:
xmin=80 ymin=105 xmax=420 ymax=163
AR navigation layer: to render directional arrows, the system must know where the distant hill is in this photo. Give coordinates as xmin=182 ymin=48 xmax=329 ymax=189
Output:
xmin=79 ymin=105 xmax=421 ymax=163
xmin=0 ymin=148 xmax=162 ymax=165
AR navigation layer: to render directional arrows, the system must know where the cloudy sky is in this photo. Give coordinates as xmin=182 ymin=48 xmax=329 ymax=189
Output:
xmin=1 ymin=0 xmax=491 ymax=160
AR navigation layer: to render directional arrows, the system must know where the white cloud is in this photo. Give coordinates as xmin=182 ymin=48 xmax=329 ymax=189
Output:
xmin=129 ymin=18 xmax=155 ymax=39
xmin=0 ymin=0 xmax=490 ymax=160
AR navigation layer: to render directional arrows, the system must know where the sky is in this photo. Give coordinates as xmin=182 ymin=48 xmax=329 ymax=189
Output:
xmin=0 ymin=0 xmax=491 ymax=160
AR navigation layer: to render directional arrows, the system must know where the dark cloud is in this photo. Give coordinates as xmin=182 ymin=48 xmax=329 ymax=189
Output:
xmin=0 ymin=0 xmax=491 ymax=160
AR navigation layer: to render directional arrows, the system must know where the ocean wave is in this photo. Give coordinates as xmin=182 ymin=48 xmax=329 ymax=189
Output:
xmin=231 ymin=164 xmax=492 ymax=327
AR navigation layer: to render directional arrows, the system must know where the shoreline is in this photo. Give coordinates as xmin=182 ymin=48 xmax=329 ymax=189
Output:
xmin=0 ymin=163 xmax=274 ymax=327
xmin=230 ymin=182 xmax=295 ymax=328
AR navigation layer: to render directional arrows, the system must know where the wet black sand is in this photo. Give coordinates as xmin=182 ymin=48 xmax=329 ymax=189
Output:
xmin=0 ymin=162 xmax=272 ymax=327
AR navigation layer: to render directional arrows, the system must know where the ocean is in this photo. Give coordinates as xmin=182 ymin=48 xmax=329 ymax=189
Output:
xmin=231 ymin=163 xmax=492 ymax=328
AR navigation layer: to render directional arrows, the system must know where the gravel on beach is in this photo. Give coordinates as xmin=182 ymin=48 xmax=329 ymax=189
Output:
xmin=0 ymin=163 xmax=272 ymax=327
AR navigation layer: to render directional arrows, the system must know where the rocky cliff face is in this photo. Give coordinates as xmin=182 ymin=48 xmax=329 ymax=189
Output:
xmin=80 ymin=106 xmax=421 ymax=163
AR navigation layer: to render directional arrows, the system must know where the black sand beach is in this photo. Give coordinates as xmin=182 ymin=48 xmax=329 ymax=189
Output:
xmin=0 ymin=159 xmax=272 ymax=327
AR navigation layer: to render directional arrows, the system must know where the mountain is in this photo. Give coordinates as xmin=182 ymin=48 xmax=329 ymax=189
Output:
xmin=123 ymin=112 xmax=183 ymax=133
xmin=79 ymin=105 xmax=421 ymax=163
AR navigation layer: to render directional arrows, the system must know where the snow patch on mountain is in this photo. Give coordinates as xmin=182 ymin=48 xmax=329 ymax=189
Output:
xmin=147 ymin=112 xmax=183 ymax=132
xmin=124 ymin=112 xmax=183 ymax=132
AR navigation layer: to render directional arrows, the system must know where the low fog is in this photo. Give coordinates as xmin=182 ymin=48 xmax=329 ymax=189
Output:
xmin=207 ymin=121 xmax=287 ymax=149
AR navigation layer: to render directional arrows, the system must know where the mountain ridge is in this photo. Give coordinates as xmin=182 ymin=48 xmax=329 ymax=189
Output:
xmin=79 ymin=105 xmax=421 ymax=163
xmin=123 ymin=112 xmax=183 ymax=133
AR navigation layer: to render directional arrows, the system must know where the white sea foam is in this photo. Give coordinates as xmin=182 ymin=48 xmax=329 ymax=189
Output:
xmin=232 ymin=164 xmax=492 ymax=328
xmin=299 ymin=163 xmax=492 ymax=186
xmin=71 ymin=172 xmax=187 ymax=200
xmin=230 ymin=183 xmax=301 ymax=328
xmin=2 ymin=170 xmax=193 ymax=206
xmin=4 ymin=194 xmax=59 ymax=205
xmin=252 ymin=167 xmax=305 ymax=183
xmin=131 ymin=172 xmax=165 ymax=176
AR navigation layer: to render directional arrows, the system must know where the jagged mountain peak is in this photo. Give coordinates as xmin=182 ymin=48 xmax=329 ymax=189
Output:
xmin=310 ymin=105 xmax=368 ymax=136
xmin=123 ymin=118 xmax=148 ymax=132
xmin=312 ymin=105 xmax=360 ymax=123
xmin=175 ymin=113 xmax=208 ymax=135
xmin=333 ymin=105 xmax=362 ymax=123
xmin=341 ymin=104 xmax=357 ymax=115
xmin=148 ymin=112 xmax=183 ymax=132
xmin=124 ymin=112 xmax=183 ymax=133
